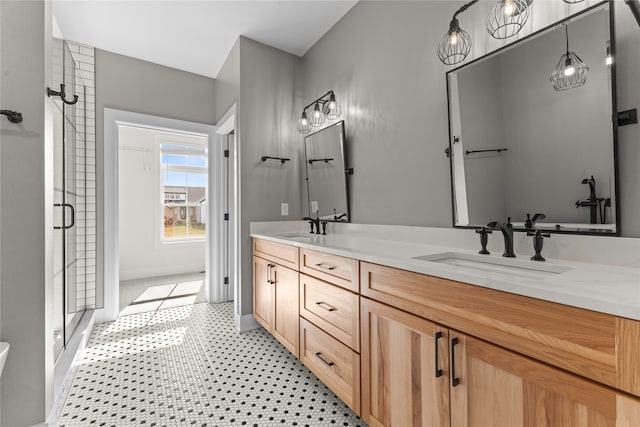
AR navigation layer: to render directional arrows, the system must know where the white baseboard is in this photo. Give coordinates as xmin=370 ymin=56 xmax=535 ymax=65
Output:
xmin=235 ymin=313 xmax=261 ymax=332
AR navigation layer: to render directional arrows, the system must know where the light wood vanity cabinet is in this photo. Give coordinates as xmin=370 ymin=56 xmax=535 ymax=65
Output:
xmin=361 ymin=262 xmax=640 ymax=427
xmin=253 ymin=238 xmax=640 ymax=426
xmin=252 ymin=239 xmax=300 ymax=357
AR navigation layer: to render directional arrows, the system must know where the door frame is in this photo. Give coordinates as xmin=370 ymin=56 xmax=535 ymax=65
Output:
xmin=214 ymin=104 xmax=243 ymax=325
xmin=101 ymin=108 xmax=219 ymax=322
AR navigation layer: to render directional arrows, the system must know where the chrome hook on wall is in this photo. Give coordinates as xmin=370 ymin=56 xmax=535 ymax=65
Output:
xmin=47 ymin=84 xmax=79 ymax=105
xmin=0 ymin=110 xmax=23 ymax=123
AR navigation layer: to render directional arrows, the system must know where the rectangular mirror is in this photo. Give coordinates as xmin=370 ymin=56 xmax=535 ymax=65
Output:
xmin=447 ymin=1 xmax=618 ymax=235
xmin=304 ymin=121 xmax=349 ymax=222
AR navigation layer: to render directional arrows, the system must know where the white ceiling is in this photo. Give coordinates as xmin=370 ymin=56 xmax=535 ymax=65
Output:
xmin=53 ymin=1 xmax=357 ymax=78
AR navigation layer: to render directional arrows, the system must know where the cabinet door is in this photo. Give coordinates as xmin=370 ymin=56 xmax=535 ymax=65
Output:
xmin=450 ymin=331 xmax=637 ymax=427
xmin=361 ymin=298 xmax=450 ymax=427
xmin=253 ymin=256 xmax=273 ymax=332
xmin=273 ymin=264 xmax=299 ymax=357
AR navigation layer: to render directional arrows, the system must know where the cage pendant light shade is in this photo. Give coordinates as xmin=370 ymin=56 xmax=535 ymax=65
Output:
xmin=550 ymin=25 xmax=589 ymax=91
xmin=322 ymin=93 xmax=342 ymax=120
xmin=297 ymin=111 xmax=312 ymax=134
xmin=309 ymin=102 xmax=325 ymax=127
xmin=486 ymin=0 xmax=531 ymax=40
xmin=438 ymin=18 xmax=472 ymax=65
xmin=550 ymin=51 xmax=589 ymax=91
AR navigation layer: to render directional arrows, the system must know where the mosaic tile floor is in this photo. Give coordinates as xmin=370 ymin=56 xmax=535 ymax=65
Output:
xmin=58 ymin=302 xmax=366 ymax=426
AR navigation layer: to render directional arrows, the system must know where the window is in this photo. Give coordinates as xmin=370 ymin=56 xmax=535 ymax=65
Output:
xmin=160 ymin=143 xmax=207 ymax=240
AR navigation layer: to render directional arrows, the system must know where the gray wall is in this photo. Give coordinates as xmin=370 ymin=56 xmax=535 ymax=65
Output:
xmin=95 ymin=49 xmax=216 ymax=308
xmin=237 ymin=37 xmax=301 ymax=315
xmin=0 ymin=1 xmax=54 ymax=425
xmin=300 ymin=1 xmax=454 ymax=227
xmin=298 ymin=0 xmax=640 ymax=236
xmin=215 ymin=39 xmax=240 ymax=122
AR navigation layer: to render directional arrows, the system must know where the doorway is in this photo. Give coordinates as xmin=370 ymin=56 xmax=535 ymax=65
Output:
xmin=103 ymin=109 xmax=231 ymax=322
xmin=117 ymin=124 xmax=209 ymax=315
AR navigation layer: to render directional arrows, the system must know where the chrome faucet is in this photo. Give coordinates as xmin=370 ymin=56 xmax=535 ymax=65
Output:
xmin=487 ymin=218 xmax=516 ymax=258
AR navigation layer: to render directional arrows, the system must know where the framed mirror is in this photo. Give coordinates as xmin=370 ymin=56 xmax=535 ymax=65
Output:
xmin=304 ymin=121 xmax=350 ymax=222
xmin=447 ymin=1 xmax=618 ymax=235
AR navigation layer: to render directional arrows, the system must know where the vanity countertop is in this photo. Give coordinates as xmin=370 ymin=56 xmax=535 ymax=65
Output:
xmin=251 ymin=228 xmax=640 ymax=321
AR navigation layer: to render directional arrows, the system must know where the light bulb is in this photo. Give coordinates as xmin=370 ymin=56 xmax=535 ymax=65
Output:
xmin=563 ymin=57 xmax=575 ymax=76
xmin=503 ymin=0 xmax=515 ymax=16
xmin=605 ymin=56 xmax=613 ymax=65
xmin=449 ymin=31 xmax=459 ymax=45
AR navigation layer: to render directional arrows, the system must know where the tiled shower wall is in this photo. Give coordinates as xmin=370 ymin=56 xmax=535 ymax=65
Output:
xmin=67 ymin=41 xmax=97 ymax=309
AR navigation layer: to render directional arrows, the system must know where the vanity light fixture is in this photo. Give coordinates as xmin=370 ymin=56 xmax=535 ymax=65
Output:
xmin=437 ymin=0 xmax=478 ymax=65
xmin=486 ymin=0 xmax=532 ymax=40
xmin=550 ymin=25 xmax=589 ymax=91
xmin=296 ymin=91 xmax=341 ymax=134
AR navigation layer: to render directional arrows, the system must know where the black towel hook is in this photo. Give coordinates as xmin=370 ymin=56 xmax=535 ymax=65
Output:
xmin=0 ymin=110 xmax=23 ymax=123
xmin=47 ymin=84 xmax=79 ymax=105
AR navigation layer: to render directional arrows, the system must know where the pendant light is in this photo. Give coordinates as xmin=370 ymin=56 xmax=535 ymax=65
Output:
xmin=550 ymin=25 xmax=589 ymax=91
xmin=562 ymin=0 xmax=585 ymax=3
xmin=322 ymin=92 xmax=342 ymax=120
xmin=297 ymin=111 xmax=311 ymax=134
xmin=296 ymin=91 xmax=341 ymax=134
xmin=437 ymin=0 xmax=477 ymax=66
xmin=309 ymin=102 xmax=325 ymax=127
xmin=486 ymin=0 xmax=532 ymax=40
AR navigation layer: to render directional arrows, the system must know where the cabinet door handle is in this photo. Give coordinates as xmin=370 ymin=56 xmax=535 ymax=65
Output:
xmin=267 ymin=264 xmax=275 ymax=284
xmin=314 ymin=262 xmax=336 ymax=271
xmin=315 ymin=352 xmax=335 ymax=367
xmin=434 ymin=331 xmax=443 ymax=378
xmin=451 ymin=337 xmax=460 ymax=387
xmin=315 ymin=301 xmax=337 ymax=312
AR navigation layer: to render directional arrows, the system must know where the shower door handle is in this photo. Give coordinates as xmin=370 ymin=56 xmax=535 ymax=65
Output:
xmin=54 ymin=203 xmax=75 ymax=230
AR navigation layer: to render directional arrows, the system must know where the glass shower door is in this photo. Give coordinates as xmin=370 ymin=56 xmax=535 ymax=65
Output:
xmin=53 ymin=39 xmax=86 ymax=361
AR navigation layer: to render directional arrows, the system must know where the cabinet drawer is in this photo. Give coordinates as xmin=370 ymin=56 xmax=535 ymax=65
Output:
xmin=300 ymin=274 xmax=359 ymax=351
xmin=361 ymin=261 xmax=640 ymax=397
xmin=300 ymin=318 xmax=361 ymax=415
xmin=253 ymin=238 xmax=299 ymax=270
xmin=300 ymin=248 xmax=358 ymax=292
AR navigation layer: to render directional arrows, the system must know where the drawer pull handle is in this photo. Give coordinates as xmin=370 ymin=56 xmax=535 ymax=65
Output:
xmin=316 ymin=302 xmax=337 ymax=312
xmin=315 ymin=352 xmax=335 ymax=367
xmin=267 ymin=264 xmax=275 ymax=284
xmin=314 ymin=263 xmax=336 ymax=271
xmin=434 ymin=331 xmax=443 ymax=378
xmin=451 ymin=337 xmax=460 ymax=387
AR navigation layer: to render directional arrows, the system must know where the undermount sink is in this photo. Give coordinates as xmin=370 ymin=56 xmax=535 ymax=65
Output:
xmin=278 ymin=233 xmax=314 ymax=239
xmin=413 ymin=252 xmax=571 ymax=280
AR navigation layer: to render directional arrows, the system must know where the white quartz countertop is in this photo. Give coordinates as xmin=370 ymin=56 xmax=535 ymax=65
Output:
xmin=251 ymin=229 xmax=640 ymax=321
